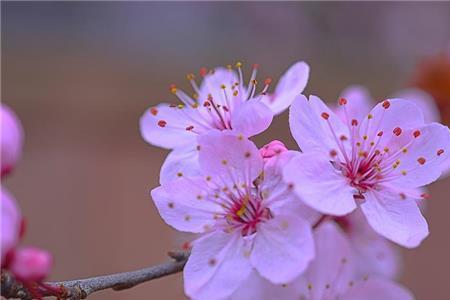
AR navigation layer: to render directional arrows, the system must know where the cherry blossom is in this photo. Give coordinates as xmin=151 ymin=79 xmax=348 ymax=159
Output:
xmin=1 ymin=104 xmax=24 ymax=177
xmin=1 ymin=188 xmax=22 ymax=267
xmin=151 ymin=132 xmax=316 ymax=300
xmin=229 ymin=222 xmax=414 ymax=300
xmin=140 ymin=61 xmax=309 ymax=184
xmin=285 ymin=94 xmax=450 ymax=247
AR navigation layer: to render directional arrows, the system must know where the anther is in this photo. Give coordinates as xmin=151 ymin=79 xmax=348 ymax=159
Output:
xmin=150 ymin=107 xmax=158 ymax=116
xmin=382 ymin=100 xmax=391 ymax=109
xmin=186 ymin=73 xmax=195 ymax=81
xmin=321 ymin=112 xmax=330 ymax=120
xmin=169 ymin=84 xmax=177 ymax=94
xmin=199 ymin=67 xmax=208 ymax=77
xmin=413 ymin=130 xmax=421 ymax=138
xmin=185 ymin=126 xmax=194 ymax=131
xmin=351 ymin=119 xmax=358 ymax=126
xmin=393 ymin=127 xmax=402 ymax=136
xmin=437 ymin=149 xmax=445 ymax=156
xmin=417 ymin=157 xmax=426 ymax=165
xmin=157 ymin=120 xmax=167 ymax=127
xmin=339 ymin=98 xmax=347 ymax=105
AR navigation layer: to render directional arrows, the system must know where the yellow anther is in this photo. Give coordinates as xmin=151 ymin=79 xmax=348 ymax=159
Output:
xmin=192 ymin=93 xmax=199 ymax=100
xmin=252 ymin=79 xmax=258 ymax=85
xmin=220 ymin=84 xmax=226 ymax=89
xmin=233 ymin=90 xmax=239 ymax=96
xmin=368 ymin=114 xmax=373 ymax=119
xmin=191 ymin=102 xmax=199 ymax=108
xmin=401 ymin=170 xmax=407 ymax=176
xmin=235 ymin=61 xmax=242 ymax=68
xmin=177 ymin=104 xmax=184 ymax=109
xmin=186 ymin=73 xmax=195 ymax=81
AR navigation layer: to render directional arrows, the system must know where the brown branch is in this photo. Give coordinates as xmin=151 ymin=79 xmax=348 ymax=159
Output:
xmin=1 ymin=251 xmax=189 ymax=300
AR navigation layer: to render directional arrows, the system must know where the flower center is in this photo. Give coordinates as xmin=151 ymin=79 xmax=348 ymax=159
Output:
xmin=226 ymin=194 xmax=272 ymax=236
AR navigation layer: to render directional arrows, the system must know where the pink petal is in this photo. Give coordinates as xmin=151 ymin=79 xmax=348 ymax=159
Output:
xmin=360 ymin=98 xmax=425 ymax=148
xmin=336 ymin=85 xmax=373 ymax=122
xmin=261 ymin=151 xmax=321 ymax=224
xmin=1 ymin=188 xmax=21 ymax=266
xmin=198 ymin=131 xmax=263 ymax=185
xmin=198 ymin=67 xmax=240 ymax=106
xmin=160 ymin=146 xmax=201 ymax=184
xmin=1 ymin=104 xmax=24 ymax=176
xmin=10 ymin=247 xmax=52 ymax=281
xmin=262 ymin=61 xmax=309 ymax=115
xmin=184 ymin=231 xmax=252 ymax=300
xmin=151 ymin=177 xmax=221 ymax=233
xmin=231 ymin=98 xmax=273 ymax=137
xmin=250 ymin=214 xmax=314 ymax=284
xmin=389 ymin=123 xmax=450 ymax=188
xmin=289 ymin=95 xmax=350 ymax=156
xmin=296 ymin=222 xmax=354 ymax=300
xmin=283 ymin=152 xmax=356 ymax=216
xmin=343 ymin=278 xmax=414 ymax=300
xmin=344 ymin=211 xmax=401 ymax=279
xmin=393 ymin=88 xmax=440 ymax=123
xmin=139 ymin=103 xmax=197 ymax=149
xmin=360 ymin=189 xmax=428 ymax=248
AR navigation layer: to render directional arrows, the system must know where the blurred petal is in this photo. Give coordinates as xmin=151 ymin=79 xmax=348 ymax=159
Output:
xmin=361 ymin=190 xmax=428 ymax=248
xmin=1 ymin=188 xmax=21 ymax=266
xmin=1 ymin=104 xmax=24 ymax=176
xmin=10 ymin=247 xmax=52 ymax=281
xmin=262 ymin=61 xmax=309 ymax=115
xmin=336 ymin=85 xmax=373 ymax=122
xmin=250 ymin=215 xmax=314 ymax=284
xmin=184 ymin=231 xmax=252 ymax=300
xmin=393 ymin=88 xmax=440 ymax=123
xmin=343 ymin=278 xmax=414 ymax=300
xmin=283 ymin=152 xmax=356 ymax=216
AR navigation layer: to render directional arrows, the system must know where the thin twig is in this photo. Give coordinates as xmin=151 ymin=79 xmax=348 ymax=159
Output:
xmin=1 ymin=251 xmax=189 ymax=300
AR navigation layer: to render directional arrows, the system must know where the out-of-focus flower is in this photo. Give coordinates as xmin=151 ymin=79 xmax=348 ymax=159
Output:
xmin=9 ymin=247 xmax=52 ymax=282
xmin=1 ymin=187 xmax=22 ymax=267
xmin=285 ymin=95 xmax=450 ymax=248
xmin=151 ymin=131 xmax=316 ymax=300
xmin=411 ymin=53 xmax=450 ymax=124
xmin=140 ymin=61 xmax=309 ymax=184
xmin=1 ymin=104 xmax=24 ymax=177
xmin=335 ymin=211 xmax=401 ymax=280
xmin=259 ymin=140 xmax=288 ymax=161
xmin=229 ymin=222 xmax=414 ymax=300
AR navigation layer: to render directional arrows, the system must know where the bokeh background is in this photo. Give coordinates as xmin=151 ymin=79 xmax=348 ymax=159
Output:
xmin=2 ymin=2 xmax=450 ymax=299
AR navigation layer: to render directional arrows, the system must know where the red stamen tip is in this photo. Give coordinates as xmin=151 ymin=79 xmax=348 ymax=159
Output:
xmin=264 ymin=78 xmax=272 ymax=85
xmin=377 ymin=131 xmax=384 ymax=137
xmin=321 ymin=112 xmax=330 ymax=120
xmin=437 ymin=149 xmax=444 ymax=156
xmin=185 ymin=125 xmax=194 ymax=131
xmin=252 ymin=63 xmax=259 ymax=69
xmin=393 ymin=127 xmax=402 ymax=136
xmin=199 ymin=67 xmax=208 ymax=77
xmin=382 ymin=100 xmax=391 ymax=109
xmin=351 ymin=119 xmax=358 ymax=126
xmin=417 ymin=157 xmax=426 ymax=165
xmin=339 ymin=98 xmax=347 ymax=105
xmin=413 ymin=130 xmax=421 ymax=138
xmin=157 ymin=120 xmax=167 ymax=127
xmin=421 ymin=193 xmax=431 ymax=200
xmin=150 ymin=107 xmax=158 ymax=116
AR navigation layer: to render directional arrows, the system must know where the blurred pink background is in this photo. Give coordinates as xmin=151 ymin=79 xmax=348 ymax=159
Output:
xmin=2 ymin=2 xmax=450 ymax=299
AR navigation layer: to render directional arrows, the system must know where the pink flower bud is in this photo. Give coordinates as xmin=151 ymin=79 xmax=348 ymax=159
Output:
xmin=10 ymin=247 xmax=52 ymax=281
xmin=259 ymin=140 xmax=288 ymax=161
xmin=1 ymin=188 xmax=21 ymax=267
xmin=1 ymin=104 xmax=24 ymax=177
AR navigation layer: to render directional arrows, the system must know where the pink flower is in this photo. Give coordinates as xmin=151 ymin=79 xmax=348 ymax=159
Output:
xmin=1 ymin=104 xmax=24 ymax=177
xmin=285 ymin=94 xmax=450 ymax=247
xmin=259 ymin=140 xmax=288 ymax=161
xmin=151 ymin=132 xmax=316 ymax=300
xmin=140 ymin=61 xmax=309 ymax=184
xmin=10 ymin=247 xmax=52 ymax=281
xmin=1 ymin=187 xmax=22 ymax=267
xmin=229 ymin=222 xmax=414 ymax=300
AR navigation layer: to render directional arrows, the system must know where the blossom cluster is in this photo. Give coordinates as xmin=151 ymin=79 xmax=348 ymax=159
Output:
xmin=142 ymin=61 xmax=450 ymax=300
xmin=1 ymin=105 xmax=55 ymax=298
